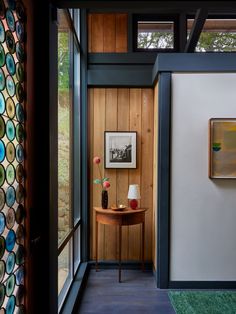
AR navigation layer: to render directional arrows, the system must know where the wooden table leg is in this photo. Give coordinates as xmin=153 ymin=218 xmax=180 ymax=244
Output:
xmin=119 ymin=225 xmax=122 ymax=282
xmin=142 ymin=221 xmax=145 ymax=271
xmin=95 ymin=220 xmax=98 ymax=271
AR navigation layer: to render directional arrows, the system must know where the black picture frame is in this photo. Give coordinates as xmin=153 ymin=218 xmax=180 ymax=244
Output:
xmin=104 ymin=131 xmax=137 ymax=169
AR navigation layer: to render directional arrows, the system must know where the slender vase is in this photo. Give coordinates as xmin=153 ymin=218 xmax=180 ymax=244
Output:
xmin=101 ymin=190 xmax=108 ymax=209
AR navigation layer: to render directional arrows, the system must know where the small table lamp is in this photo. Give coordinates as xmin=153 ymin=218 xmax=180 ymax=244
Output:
xmin=128 ymin=184 xmax=141 ymax=209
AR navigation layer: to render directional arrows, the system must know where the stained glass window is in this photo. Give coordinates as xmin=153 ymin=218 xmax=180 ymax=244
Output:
xmin=0 ymin=0 xmax=25 ymax=312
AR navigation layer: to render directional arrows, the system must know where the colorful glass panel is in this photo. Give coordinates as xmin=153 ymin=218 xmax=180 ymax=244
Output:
xmin=15 ymin=21 xmax=23 ymax=42
xmin=5 ymin=208 xmax=15 ymax=229
xmin=6 ymin=164 xmax=15 ymax=185
xmin=0 ymin=93 xmax=5 ymax=114
xmin=15 ymin=104 xmax=23 ymax=123
xmin=0 ymin=189 xmax=4 ymax=210
xmin=0 ymin=1 xmax=25 ymax=312
xmin=0 ymin=284 xmax=5 ymax=307
xmin=0 ymin=21 xmax=5 ymax=42
xmin=5 ymin=31 xmax=15 ymax=54
xmin=0 ymin=44 xmax=5 ymax=67
xmin=0 ymin=261 xmax=5 ymax=282
xmin=0 ymin=69 xmax=5 ymax=91
xmin=0 ymin=165 xmax=4 ymax=187
xmin=0 ymin=141 xmax=5 ymax=162
xmin=6 ymin=98 xmax=15 ymax=119
xmin=0 ymin=237 xmax=5 ymax=259
xmin=0 ymin=213 xmax=5 ymax=234
xmin=6 ymin=253 xmax=15 ymax=274
xmin=6 ymin=76 xmax=15 ymax=97
xmin=6 ymin=10 xmax=15 ymax=32
xmin=0 ymin=117 xmax=5 ymax=138
xmin=6 ymin=54 xmax=15 ymax=76
xmin=5 ymin=295 xmax=15 ymax=314
xmin=15 ymin=64 xmax=23 ymax=84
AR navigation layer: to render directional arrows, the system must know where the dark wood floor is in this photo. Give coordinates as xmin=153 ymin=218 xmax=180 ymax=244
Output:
xmin=78 ymin=269 xmax=175 ymax=314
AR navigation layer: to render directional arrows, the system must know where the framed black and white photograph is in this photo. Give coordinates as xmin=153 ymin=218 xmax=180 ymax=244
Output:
xmin=104 ymin=131 xmax=137 ymax=169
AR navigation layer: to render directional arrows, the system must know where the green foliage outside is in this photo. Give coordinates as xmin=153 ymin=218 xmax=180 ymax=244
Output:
xmin=58 ymin=31 xmax=70 ymax=92
xmin=138 ymin=32 xmax=173 ymax=49
xmin=58 ymin=30 xmax=71 ymax=243
xmin=197 ymin=32 xmax=236 ymax=52
xmin=138 ymin=30 xmax=236 ymax=51
xmin=58 ymin=30 xmax=70 ymax=188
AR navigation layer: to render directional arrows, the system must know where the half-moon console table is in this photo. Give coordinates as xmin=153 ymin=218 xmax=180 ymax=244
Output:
xmin=93 ymin=207 xmax=147 ymax=282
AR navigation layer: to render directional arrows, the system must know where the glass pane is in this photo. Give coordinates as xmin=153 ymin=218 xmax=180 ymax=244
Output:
xmin=58 ymin=241 xmax=72 ymax=305
xmin=188 ymin=19 xmax=236 ymax=52
xmin=138 ymin=21 xmax=174 ymax=49
xmin=73 ymin=9 xmax=80 ymax=41
xmin=68 ymin=9 xmax=73 ymax=19
xmin=73 ymin=41 xmax=80 ymax=224
xmin=58 ymin=10 xmax=72 ymax=246
xmin=74 ymin=226 xmax=80 ymax=274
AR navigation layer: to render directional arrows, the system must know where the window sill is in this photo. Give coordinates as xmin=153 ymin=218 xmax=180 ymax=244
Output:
xmin=60 ymin=262 xmax=90 ymax=314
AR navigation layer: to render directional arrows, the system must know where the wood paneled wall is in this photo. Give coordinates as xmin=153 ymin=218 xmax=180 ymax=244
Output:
xmin=88 ymin=13 xmax=128 ymax=52
xmin=89 ymin=88 xmax=154 ymax=261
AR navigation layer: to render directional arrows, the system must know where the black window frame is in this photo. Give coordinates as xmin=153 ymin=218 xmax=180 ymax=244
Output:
xmin=133 ymin=14 xmax=180 ymax=52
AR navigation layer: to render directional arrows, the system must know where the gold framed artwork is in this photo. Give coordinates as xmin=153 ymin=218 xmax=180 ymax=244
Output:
xmin=209 ymin=118 xmax=236 ymax=178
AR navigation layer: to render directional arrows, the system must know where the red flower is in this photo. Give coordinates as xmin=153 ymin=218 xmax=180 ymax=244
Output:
xmin=93 ymin=156 xmax=110 ymax=190
xmin=103 ymin=181 xmax=110 ymax=189
xmin=93 ymin=156 xmax=101 ymax=164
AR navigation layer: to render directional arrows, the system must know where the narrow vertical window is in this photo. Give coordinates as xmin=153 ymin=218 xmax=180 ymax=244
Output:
xmin=57 ymin=9 xmax=81 ymax=310
xmin=58 ymin=9 xmax=73 ymax=303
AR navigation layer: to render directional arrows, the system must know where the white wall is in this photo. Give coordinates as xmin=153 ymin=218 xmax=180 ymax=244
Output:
xmin=170 ymin=73 xmax=236 ymax=281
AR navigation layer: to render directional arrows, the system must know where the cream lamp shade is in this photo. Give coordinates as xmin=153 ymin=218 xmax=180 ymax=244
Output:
xmin=127 ymin=184 xmax=141 ymax=200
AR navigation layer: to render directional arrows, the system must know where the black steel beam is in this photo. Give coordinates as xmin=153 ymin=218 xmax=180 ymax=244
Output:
xmin=178 ymin=13 xmax=187 ymax=52
xmin=88 ymin=53 xmax=157 ymax=65
xmin=54 ymin=1 xmax=236 ymax=13
xmin=184 ymin=8 xmax=208 ymax=52
xmin=88 ymin=68 xmax=153 ymax=86
xmin=152 ymin=53 xmax=236 ymax=83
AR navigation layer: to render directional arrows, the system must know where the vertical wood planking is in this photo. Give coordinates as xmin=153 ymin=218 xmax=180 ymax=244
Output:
xmin=93 ymin=88 xmax=106 ymax=259
xmin=116 ymin=14 xmax=128 ymax=52
xmin=117 ymin=89 xmax=130 ymax=260
xmin=88 ymin=13 xmax=128 ymax=53
xmin=88 ymin=89 xmax=94 ymax=259
xmin=91 ymin=14 xmax=104 ymax=52
xmin=88 ymin=14 xmax=92 ymax=53
xmin=128 ymin=89 xmax=142 ymax=260
xmin=104 ymin=89 xmax=118 ymax=259
xmin=103 ymin=14 xmax=116 ymax=52
xmin=89 ymin=88 xmax=154 ymax=263
xmin=153 ymin=83 xmax=158 ymax=270
xmin=141 ymin=89 xmax=154 ymax=261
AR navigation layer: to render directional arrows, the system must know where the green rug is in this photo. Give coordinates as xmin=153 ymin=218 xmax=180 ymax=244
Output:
xmin=169 ymin=291 xmax=236 ymax=314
